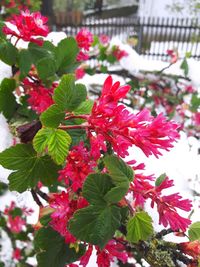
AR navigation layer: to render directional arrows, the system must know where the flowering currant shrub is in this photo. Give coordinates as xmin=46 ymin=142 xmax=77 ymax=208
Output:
xmin=0 ymin=9 xmax=200 ymax=267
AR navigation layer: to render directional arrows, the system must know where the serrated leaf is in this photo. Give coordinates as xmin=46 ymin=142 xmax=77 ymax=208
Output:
xmin=0 ymin=78 xmax=18 ymax=120
xmin=33 ymin=128 xmax=71 ymax=164
xmin=74 ymin=99 xmax=94 ymax=115
xmin=103 ymin=155 xmax=134 ymax=185
xmin=83 ymin=173 xmax=114 ymax=205
xmin=35 ymin=227 xmax=85 ymax=267
xmin=155 ymin=173 xmax=167 ymax=186
xmin=69 ymin=205 xmax=121 ymax=249
xmin=53 ymin=74 xmax=87 ymax=111
xmin=56 ymin=37 xmax=79 ymax=74
xmin=126 ymin=211 xmax=153 ymax=243
xmin=188 ymin=222 xmax=200 ymax=241
xmin=36 ymin=56 xmax=56 ymax=81
xmin=40 ymin=104 xmax=65 ymax=128
xmin=19 ymin=49 xmax=32 ymax=79
xmin=0 ymin=38 xmax=18 ymax=65
xmin=0 ymin=144 xmax=60 ymax=192
xmin=28 ymin=42 xmax=50 ymax=64
xmin=104 ymin=182 xmax=129 ymax=203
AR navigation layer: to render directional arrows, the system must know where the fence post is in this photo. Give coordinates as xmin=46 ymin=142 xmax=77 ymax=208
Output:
xmin=136 ymin=17 xmax=143 ymax=54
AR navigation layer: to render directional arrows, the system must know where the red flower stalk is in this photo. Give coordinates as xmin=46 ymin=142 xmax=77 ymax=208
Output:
xmin=3 ymin=10 xmax=49 ymax=46
xmin=87 ymin=76 xmax=180 ymax=159
xmin=129 ymin=161 xmax=192 ymax=232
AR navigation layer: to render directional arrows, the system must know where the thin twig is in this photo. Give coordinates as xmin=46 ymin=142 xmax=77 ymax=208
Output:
xmin=31 ymin=189 xmax=43 ymax=207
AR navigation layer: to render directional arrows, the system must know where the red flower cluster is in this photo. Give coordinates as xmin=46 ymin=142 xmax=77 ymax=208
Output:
xmin=76 ymin=28 xmax=93 ymax=51
xmin=179 ymin=240 xmax=200 ymax=258
xmin=75 ymin=67 xmax=86 ymax=80
xmin=3 ymin=10 xmax=49 ymax=46
xmin=78 ymin=240 xmax=128 ymax=267
xmin=23 ymin=78 xmax=55 ymax=113
xmin=4 ymin=201 xmax=32 ymax=233
xmin=50 ymin=191 xmax=88 ymax=243
xmin=87 ymin=76 xmax=180 ymax=159
xmin=167 ymin=49 xmax=178 ymax=63
xmin=129 ymin=161 xmax=192 ymax=232
xmin=58 ymin=142 xmax=96 ymax=192
xmin=112 ymin=46 xmax=128 ymax=60
xmin=13 ymin=248 xmax=21 ymax=261
xmin=76 ymin=28 xmax=93 ymax=62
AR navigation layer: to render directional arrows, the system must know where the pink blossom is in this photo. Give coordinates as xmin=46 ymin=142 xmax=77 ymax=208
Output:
xmin=76 ymin=28 xmax=93 ymax=51
xmin=193 ymin=112 xmax=200 ymax=126
xmin=167 ymin=49 xmax=178 ymax=63
xmin=99 ymin=34 xmax=110 ymax=45
xmin=3 ymin=10 xmax=49 ymax=46
xmin=76 ymin=51 xmax=89 ymax=61
xmin=75 ymin=67 xmax=85 ymax=80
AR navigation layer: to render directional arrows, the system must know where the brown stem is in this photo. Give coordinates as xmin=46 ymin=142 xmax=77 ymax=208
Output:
xmin=31 ymin=189 xmax=43 ymax=207
xmin=64 ymin=115 xmax=88 ymax=120
xmin=124 ymin=197 xmax=134 ymax=216
xmin=35 ymin=189 xmax=50 ymax=202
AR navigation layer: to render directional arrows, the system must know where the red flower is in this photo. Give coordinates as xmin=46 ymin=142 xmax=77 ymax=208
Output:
xmin=129 ymin=161 xmax=192 ymax=232
xmin=167 ymin=49 xmax=178 ymax=63
xmin=75 ymin=67 xmax=85 ymax=80
xmin=50 ymin=191 xmax=88 ymax=243
xmin=3 ymin=10 xmax=49 ymax=46
xmin=112 ymin=46 xmax=128 ymax=60
xmin=99 ymin=34 xmax=110 ymax=45
xmin=193 ymin=112 xmax=200 ymax=126
xmin=13 ymin=248 xmax=21 ymax=261
xmin=76 ymin=28 xmax=93 ymax=51
xmin=179 ymin=240 xmax=200 ymax=258
xmin=76 ymin=51 xmax=89 ymax=61
xmin=58 ymin=142 xmax=96 ymax=192
xmin=23 ymin=78 xmax=55 ymax=114
xmin=87 ymin=76 xmax=179 ymax=159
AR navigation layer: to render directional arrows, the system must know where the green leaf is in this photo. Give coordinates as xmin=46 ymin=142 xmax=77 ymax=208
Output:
xmin=74 ymin=99 xmax=94 ymax=115
xmin=36 ymin=56 xmax=56 ymax=81
xmin=35 ymin=227 xmax=85 ymax=267
xmin=126 ymin=211 xmax=153 ymax=243
xmin=103 ymin=155 xmax=134 ymax=185
xmin=56 ymin=37 xmax=79 ymax=74
xmin=19 ymin=50 xmax=32 ymax=79
xmin=67 ymin=128 xmax=87 ymax=147
xmin=0 ymin=78 xmax=18 ymax=120
xmin=0 ymin=144 xmax=60 ymax=192
xmin=0 ymin=38 xmax=18 ymax=65
xmin=83 ymin=173 xmax=114 ymax=205
xmin=191 ymin=94 xmax=200 ymax=112
xmin=69 ymin=205 xmax=121 ymax=249
xmin=104 ymin=182 xmax=129 ymax=203
xmin=188 ymin=222 xmax=200 ymax=241
xmin=0 ymin=181 xmax=8 ymax=196
xmin=53 ymin=74 xmax=87 ymax=111
xmin=180 ymin=58 xmax=189 ymax=76
xmin=28 ymin=42 xmax=50 ymax=64
xmin=40 ymin=104 xmax=65 ymax=128
xmin=33 ymin=128 xmax=71 ymax=164
xmin=155 ymin=173 xmax=167 ymax=186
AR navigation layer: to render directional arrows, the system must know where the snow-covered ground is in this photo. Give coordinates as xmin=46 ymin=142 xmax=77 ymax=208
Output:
xmin=0 ymin=33 xmax=200 ymax=266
